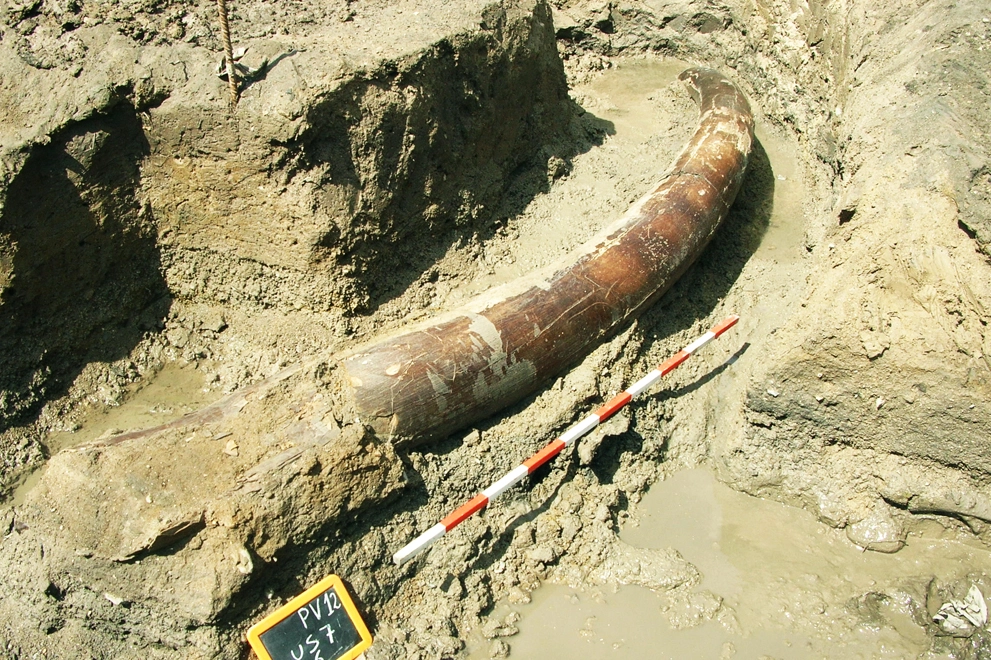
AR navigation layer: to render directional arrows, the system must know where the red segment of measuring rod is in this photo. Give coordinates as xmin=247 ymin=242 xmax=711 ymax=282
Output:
xmin=658 ymin=350 xmax=690 ymax=375
xmin=594 ymin=391 xmax=632 ymax=422
xmin=440 ymin=493 xmax=489 ymax=530
xmin=711 ymin=314 xmax=740 ymax=337
xmin=523 ymin=438 xmax=567 ymax=473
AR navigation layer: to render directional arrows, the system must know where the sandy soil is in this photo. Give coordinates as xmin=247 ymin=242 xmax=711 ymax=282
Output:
xmin=1 ymin=0 xmax=990 ymax=657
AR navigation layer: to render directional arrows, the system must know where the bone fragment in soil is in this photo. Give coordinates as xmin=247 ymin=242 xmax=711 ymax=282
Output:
xmin=7 ymin=362 xmax=221 ymax=506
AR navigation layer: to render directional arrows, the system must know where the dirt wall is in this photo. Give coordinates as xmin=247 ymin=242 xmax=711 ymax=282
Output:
xmin=723 ymin=0 xmax=991 ymax=548
xmin=147 ymin=1 xmax=572 ymax=316
xmin=0 ymin=102 xmax=167 ymax=447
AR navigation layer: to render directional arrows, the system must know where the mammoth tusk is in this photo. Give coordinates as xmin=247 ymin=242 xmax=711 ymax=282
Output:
xmin=340 ymin=67 xmax=754 ymax=446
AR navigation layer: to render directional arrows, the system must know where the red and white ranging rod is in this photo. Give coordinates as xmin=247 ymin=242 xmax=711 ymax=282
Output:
xmin=393 ymin=315 xmax=741 ymax=566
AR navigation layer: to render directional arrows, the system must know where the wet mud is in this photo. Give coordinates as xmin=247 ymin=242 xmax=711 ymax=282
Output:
xmin=491 ymin=468 xmax=991 ymax=658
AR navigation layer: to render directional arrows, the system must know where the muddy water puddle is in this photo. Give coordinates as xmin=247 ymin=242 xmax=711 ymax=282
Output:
xmin=753 ymin=123 xmax=806 ymax=264
xmin=583 ymin=58 xmax=694 ymax=140
xmin=472 ymin=468 xmax=991 ymax=658
xmin=7 ymin=361 xmax=221 ymax=505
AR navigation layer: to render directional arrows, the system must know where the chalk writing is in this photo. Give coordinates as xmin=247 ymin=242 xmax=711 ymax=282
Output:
xmin=247 ymin=575 xmax=371 ymax=660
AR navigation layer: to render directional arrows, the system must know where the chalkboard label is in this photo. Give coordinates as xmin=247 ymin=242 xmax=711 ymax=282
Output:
xmin=247 ymin=575 xmax=372 ymax=660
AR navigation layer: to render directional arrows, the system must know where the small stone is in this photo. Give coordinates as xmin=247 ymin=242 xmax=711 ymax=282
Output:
xmin=103 ymin=593 xmax=125 ymax=606
xmin=766 ymin=388 xmax=780 ymax=397
xmin=200 ymin=310 xmax=227 ymax=333
xmin=234 ymin=545 xmax=253 ymax=575
xmin=427 ymin=635 xmax=463 ymax=656
xmin=846 ymin=506 xmax=905 ymax=553
xmin=223 ymin=439 xmax=239 ymax=457
xmin=463 ymin=429 xmax=481 ymax=445
xmin=551 ymin=6 xmax=578 ymax=34
xmin=489 ymin=639 xmax=510 ymax=658
xmin=546 ymin=155 xmax=569 ymax=180
xmin=507 ymin=587 xmax=531 ymax=604
xmin=593 ymin=545 xmax=699 ymax=591
xmin=527 ymin=545 xmax=557 ymax=565
xmin=875 ymin=397 xmax=885 ymax=410
xmin=166 ymin=328 xmax=189 ymax=348
xmin=482 ymin=619 xmax=519 ymax=639
xmin=861 ymin=331 xmax=888 ymax=359
xmin=662 ymin=590 xmax=723 ymax=630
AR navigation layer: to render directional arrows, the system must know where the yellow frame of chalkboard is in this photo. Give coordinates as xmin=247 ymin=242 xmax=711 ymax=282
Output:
xmin=246 ymin=574 xmax=373 ymax=660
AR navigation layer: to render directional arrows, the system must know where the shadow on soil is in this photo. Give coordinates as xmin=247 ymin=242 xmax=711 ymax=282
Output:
xmin=293 ymin=38 xmax=616 ymax=315
xmin=0 ymin=104 xmax=171 ymax=440
xmin=573 ymin=137 xmax=774 ymax=486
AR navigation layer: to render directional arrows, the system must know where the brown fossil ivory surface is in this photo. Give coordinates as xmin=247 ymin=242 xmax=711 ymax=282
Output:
xmin=341 ymin=67 xmax=754 ymax=446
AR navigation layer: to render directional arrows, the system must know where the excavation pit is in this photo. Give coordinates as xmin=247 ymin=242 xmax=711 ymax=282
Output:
xmin=1 ymin=0 xmax=990 ymax=657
